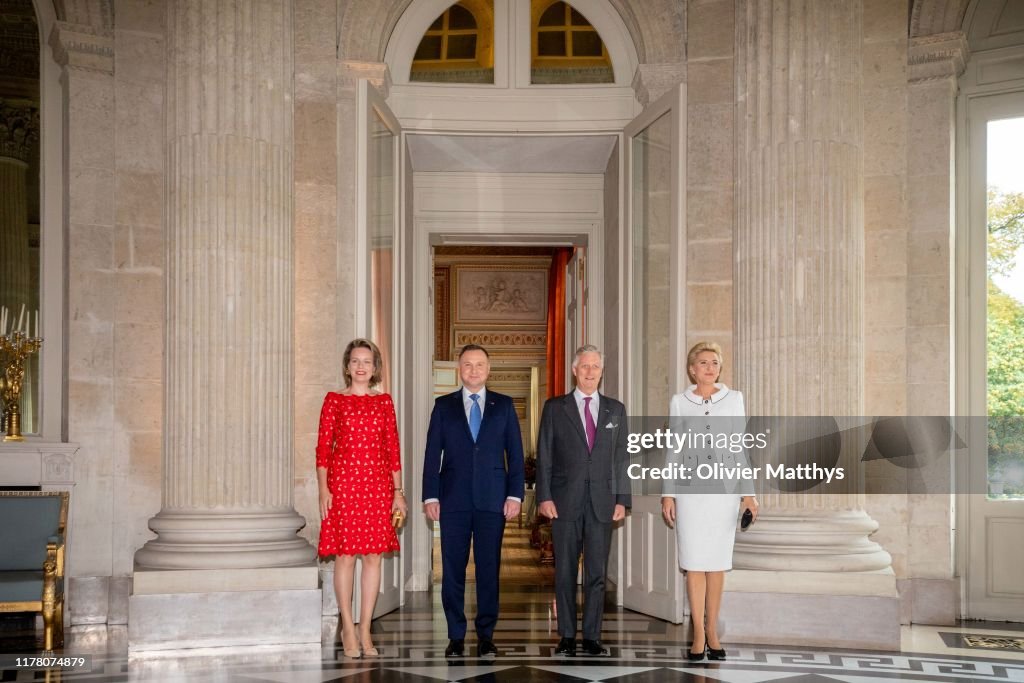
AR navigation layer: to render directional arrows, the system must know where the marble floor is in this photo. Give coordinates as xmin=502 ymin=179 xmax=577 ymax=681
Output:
xmin=3 ymin=584 xmax=1024 ymax=683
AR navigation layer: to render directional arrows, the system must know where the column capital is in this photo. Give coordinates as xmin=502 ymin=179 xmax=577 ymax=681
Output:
xmin=0 ymin=99 xmax=39 ymax=164
xmin=339 ymin=60 xmax=391 ymax=98
xmin=48 ymin=21 xmax=114 ymax=74
xmin=631 ymin=62 xmax=686 ymax=108
xmin=908 ymin=31 xmax=969 ymax=85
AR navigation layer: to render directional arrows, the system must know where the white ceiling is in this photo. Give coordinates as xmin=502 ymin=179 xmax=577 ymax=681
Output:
xmin=406 ymin=134 xmax=618 ymax=174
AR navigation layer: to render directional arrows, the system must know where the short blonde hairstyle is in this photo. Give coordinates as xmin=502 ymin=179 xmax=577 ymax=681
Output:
xmin=686 ymin=341 xmax=723 ymax=385
xmin=342 ymin=338 xmax=383 ymax=388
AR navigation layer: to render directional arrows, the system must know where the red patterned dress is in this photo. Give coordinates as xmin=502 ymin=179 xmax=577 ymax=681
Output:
xmin=316 ymin=392 xmax=401 ymax=557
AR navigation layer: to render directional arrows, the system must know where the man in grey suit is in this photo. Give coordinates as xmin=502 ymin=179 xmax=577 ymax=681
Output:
xmin=536 ymin=344 xmax=632 ymax=657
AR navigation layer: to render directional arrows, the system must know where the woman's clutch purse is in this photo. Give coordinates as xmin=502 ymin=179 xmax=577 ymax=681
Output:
xmin=740 ymin=508 xmax=754 ymax=530
xmin=391 ymin=508 xmax=405 ymax=529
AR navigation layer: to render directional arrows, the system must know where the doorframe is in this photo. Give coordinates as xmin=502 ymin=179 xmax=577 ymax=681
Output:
xmin=402 ymin=161 xmax=611 ymax=591
xmin=955 ymin=45 xmax=1024 ymax=620
xmin=617 ymin=84 xmax=687 ymax=623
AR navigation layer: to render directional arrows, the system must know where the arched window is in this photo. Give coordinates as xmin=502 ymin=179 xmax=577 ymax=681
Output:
xmin=411 ymin=1 xmax=495 ymax=84
xmin=531 ymin=1 xmax=612 ymax=84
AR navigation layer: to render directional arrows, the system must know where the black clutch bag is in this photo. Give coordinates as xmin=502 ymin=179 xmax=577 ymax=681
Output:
xmin=740 ymin=508 xmax=754 ymax=530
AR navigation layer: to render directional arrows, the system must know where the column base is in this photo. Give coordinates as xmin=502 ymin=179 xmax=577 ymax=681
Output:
xmin=128 ymin=566 xmax=321 ymax=652
xmin=134 ymin=509 xmax=318 ymax=569
xmin=733 ymin=510 xmax=894 ymax=572
xmin=717 ymin=568 xmax=901 ymax=651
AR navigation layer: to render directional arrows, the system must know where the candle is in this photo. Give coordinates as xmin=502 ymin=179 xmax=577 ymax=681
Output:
xmin=1 ymin=306 xmax=6 ymax=335
xmin=34 ymin=310 xmax=39 ymax=338
xmin=17 ymin=304 xmax=25 ymax=334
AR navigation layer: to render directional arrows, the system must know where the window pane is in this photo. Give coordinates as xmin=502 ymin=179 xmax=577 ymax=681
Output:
xmin=537 ymin=31 xmax=567 ymax=56
xmin=531 ymin=0 xmax=613 ymax=84
xmin=368 ymin=111 xmax=395 ymax=393
xmin=631 ymin=112 xmax=673 ymax=420
xmin=986 ymin=116 xmax=1024 ymax=500
xmin=411 ymin=0 xmax=493 ymax=84
xmin=429 ymin=13 xmax=443 ymax=30
xmin=571 ymin=30 xmax=603 ymax=56
xmin=414 ymin=35 xmax=443 ymax=60
xmin=448 ymin=4 xmax=476 ymax=29
xmin=539 ymin=2 xmax=566 ymax=26
xmin=446 ymin=34 xmax=477 ymax=59
xmin=570 ymin=7 xmax=590 ymax=26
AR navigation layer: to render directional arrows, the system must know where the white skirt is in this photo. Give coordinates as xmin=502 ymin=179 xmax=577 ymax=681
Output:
xmin=674 ymin=494 xmax=741 ymax=571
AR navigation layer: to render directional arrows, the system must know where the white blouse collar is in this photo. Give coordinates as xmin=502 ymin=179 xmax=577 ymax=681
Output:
xmin=683 ymin=383 xmax=730 ymax=405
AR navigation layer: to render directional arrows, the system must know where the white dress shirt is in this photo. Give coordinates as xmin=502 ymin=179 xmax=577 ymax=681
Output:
xmin=573 ymin=387 xmax=600 ymax=435
xmin=463 ymin=386 xmax=486 ymax=421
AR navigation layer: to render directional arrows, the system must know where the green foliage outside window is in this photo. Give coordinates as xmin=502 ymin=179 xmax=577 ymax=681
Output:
xmin=987 ymin=189 xmax=1024 ymax=498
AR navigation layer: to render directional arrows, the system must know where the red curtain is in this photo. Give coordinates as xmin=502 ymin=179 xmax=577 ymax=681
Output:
xmin=546 ymin=248 xmax=572 ymax=398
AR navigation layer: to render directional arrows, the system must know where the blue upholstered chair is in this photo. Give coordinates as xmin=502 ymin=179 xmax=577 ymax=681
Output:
xmin=0 ymin=491 xmax=69 ymax=650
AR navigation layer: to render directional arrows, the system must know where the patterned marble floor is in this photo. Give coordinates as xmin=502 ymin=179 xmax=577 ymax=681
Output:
xmin=3 ymin=584 xmax=1024 ymax=683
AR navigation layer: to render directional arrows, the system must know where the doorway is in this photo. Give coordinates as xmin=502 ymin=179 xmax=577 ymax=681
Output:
xmin=428 ymin=244 xmax=580 ymax=587
xmin=356 ymin=78 xmax=688 ymax=622
xmin=400 ymin=135 xmax=617 ymax=596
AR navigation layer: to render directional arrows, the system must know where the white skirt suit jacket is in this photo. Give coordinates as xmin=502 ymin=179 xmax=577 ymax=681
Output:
xmin=668 ymin=384 xmax=755 ymax=572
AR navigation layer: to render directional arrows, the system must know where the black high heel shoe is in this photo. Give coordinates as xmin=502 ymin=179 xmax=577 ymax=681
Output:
xmin=707 ymin=646 xmax=726 ymax=660
xmin=687 ymin=636 xmax=706 ymax=662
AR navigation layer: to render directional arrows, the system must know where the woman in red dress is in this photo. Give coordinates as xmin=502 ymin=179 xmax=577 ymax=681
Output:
xmin=317 ymin=338 xmax=407 ymax=659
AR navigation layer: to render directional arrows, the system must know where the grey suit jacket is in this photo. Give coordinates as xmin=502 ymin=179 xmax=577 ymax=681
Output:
xmin=536 ymin=392 xmax=632 ymax=523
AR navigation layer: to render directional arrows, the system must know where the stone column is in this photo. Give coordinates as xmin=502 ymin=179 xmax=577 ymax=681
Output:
xmin=0 ymin=100 xmax=37 ymax=324
xmin=727 ymin=0 xmax=898 ymax=650
xmin=135 ymin=0 xmax=314 ymax=570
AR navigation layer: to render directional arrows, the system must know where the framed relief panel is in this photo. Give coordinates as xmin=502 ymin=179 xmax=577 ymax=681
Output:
xmin=455 ymin=268 xmax=547 ymax=323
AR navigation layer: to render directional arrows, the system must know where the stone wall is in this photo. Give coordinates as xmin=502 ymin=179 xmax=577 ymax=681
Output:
xmin=294 ymin=0 xmax=343 ymax=550
xmin=685 ymin=0 xmax=734 ymax=380
xmin=58 ymin=0 xmax=165 ymax=625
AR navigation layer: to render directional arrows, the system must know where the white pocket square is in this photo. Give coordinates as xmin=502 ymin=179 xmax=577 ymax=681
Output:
xmin=605 ymin=422 xmax=616 ymax=429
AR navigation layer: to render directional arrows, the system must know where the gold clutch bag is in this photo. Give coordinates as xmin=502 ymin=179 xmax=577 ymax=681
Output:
xmin=391 ymin=509 xmax=405 ymax=529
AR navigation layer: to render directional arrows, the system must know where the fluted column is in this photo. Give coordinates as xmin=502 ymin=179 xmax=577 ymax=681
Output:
xmin=135 ymin=0 xmax=315 ymax=569
xmin=0 ymin=100 xmax=37 ymax=325
xmin=733 ymin=0 xmax=891 ymax=573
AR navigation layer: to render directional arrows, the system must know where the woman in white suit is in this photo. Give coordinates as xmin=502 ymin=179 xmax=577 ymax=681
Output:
xmin=662 ymin=341 xmax=759 ymax=662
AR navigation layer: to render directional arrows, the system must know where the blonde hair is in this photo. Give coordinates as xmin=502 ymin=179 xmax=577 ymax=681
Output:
xmin=686 ymin=341 xmax=723 ymax=384
xmin=342 ymin=338 xmax=383 ymax=388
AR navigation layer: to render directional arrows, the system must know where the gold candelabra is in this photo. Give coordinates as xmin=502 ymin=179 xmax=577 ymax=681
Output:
xmin=0 ymin=329 xmax=42 ymax=441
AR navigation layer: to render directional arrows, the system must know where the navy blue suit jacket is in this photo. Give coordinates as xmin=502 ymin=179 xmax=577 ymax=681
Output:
xmin=422 ymin=389 xmax=525 ymax=514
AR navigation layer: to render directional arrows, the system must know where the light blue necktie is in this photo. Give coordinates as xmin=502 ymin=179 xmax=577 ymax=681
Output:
xmin=469 ymin=393 xmax=482 ymax=442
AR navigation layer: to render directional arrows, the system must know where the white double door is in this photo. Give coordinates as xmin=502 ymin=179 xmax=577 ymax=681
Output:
xmin=356 ymin=79 xmax=690 ymax=624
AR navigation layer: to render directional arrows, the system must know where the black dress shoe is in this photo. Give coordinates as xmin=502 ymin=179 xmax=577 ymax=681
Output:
xmin=445 ymin=639 xmax=464 ymax=658
xmin=580 ymin=639 xmax=610 ymax=656
xmin=554 ymin=637 xmax=576 ymax=657
xmin=708 ymin=646 xmax=726 ymax=660
xmin=477 ymin=639 xmax=498 ymax=658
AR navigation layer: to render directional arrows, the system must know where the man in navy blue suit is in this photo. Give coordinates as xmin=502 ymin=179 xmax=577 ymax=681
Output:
xmin=422 ymin=344 xmax=525 ymax=659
